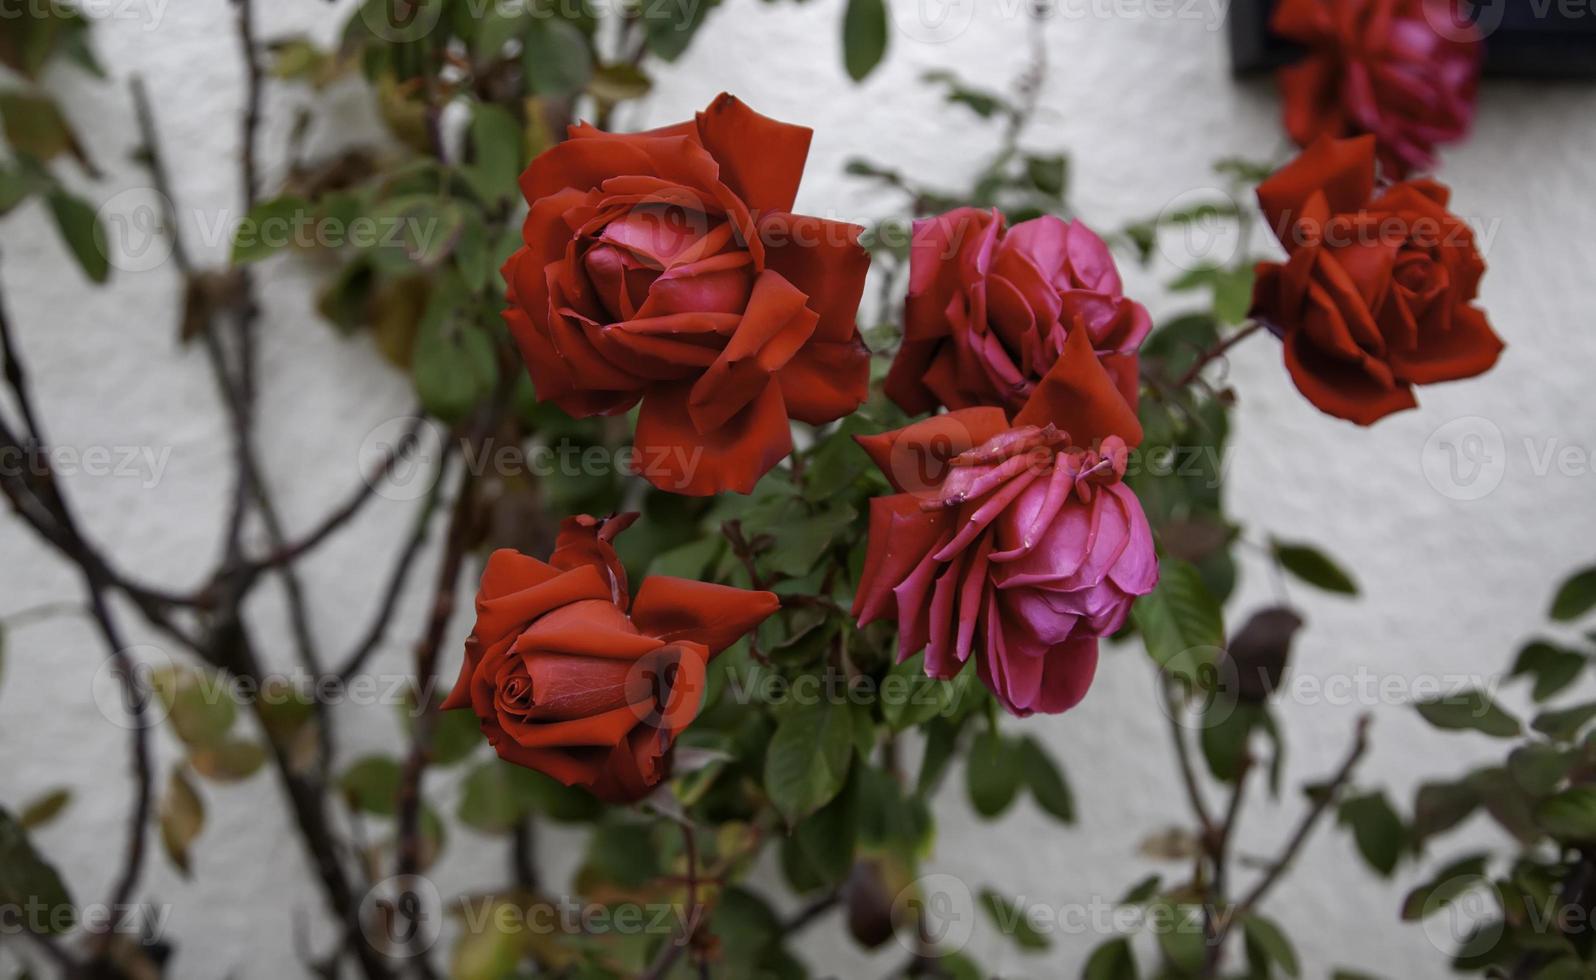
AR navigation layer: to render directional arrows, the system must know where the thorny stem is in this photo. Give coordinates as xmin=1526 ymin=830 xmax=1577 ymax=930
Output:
xmin=1173 ymin=321 xmax=1266 ymax=390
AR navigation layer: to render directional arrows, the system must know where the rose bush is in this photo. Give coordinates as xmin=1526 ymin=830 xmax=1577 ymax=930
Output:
xmin=442 ymin=513 xmax=778 ymax=802
xmin=1250 ymin=134 xmax=1503 ymax=425
xmin=502 ymin=93 xmax=872 ymax=496
xmin=885 ymin=208 xmax=1149 ymax=421
xmin=1273 ymin=0 xmax=1480 ymax=178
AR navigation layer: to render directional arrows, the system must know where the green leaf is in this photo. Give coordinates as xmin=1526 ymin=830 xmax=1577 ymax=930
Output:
xmin=1202 ymin=700 xmax=1264 ymax=783
xmin=1537 ymin=786 xmax=1596 ymax=842
xmin=764 ymin=699 xmax=853 ymax=824
xmin=1243 ymin=913 xmax=1300 ymax=977
xmin=18 ymin=788 xmax=70 ymax=830
xmin=1508 ymin=743 xmax=1569 ymax=798
xmin=1018 ymin=736 xmax=1074 ymax=822
xmin=1415 ymin=689 xmax=1522 ymax=738
xmin=159 ymin=768 xmax=204 ymax=876
xmin=641 ymin=0 xmax=719 ymax=61
xmin=523 ymin=19 xmax=592 ymax=97
xmin=457 ymin=759 xmax=548 ymax=834
xmin=966 ymin=730 xmax=1020 ymax=818
xmin=339 ymin=756 xmax=402 ymax=816
xmin=979 ymin=889 xmax=1050 ymax=950
xmin=794 ymin=770 xmax=858 ymax=886
xmin=1083 ymin=936 xmax=1138 ymax=980
xmin=411 ymin=284 xmax=496 ymax=424
xmin=1338 ymin=792 xmax=1406 ymax=876
xmin=0 ymin=807 xmax=75 ymax=933
xmin=1271 ymin=540 xmax=1358 ymax=595
xmin=1154 ymin=904 xmax=1206 ymax=975
xmin=1132 ymin=558 xmax=1224 ymax=677
xmin=1412 ymin=779 xmax=1480 ymax=847
xmin=231 ymin=195 xmax=308 ymax=264
xmin=1025 ymin=154 xmax=1068 ymax=199
xmin=881 ymin=652 xmax=952 ymax=730
xmin=188 ymin=739 xmax=267 ymax=782
xmin=841 ymin=0 xmax=888 ymax=82
xmin=1512 ymin=640 xmax=1587 ymax=703
xmin=46 ymin=190 xmax=108 ymax=283
xmin=0 ymin=90 xmax=75 ymax=161
xmin=1551 ymin=566 xmax=1596 ymax=621
xmin=366 ymin=194 xmax=467 ymax=268
xmin=152 ymin=668 xmax=237 ymax=749
xmin=463 ymin=104 xmax=521 ymax=205
xmin=588 ymin=63 xmax=652 ymax=104
xmin=1534 ymin=701 xmax=1596 ymax=742
xmin=1400 ymin=853 xmax=1489 ymax=920
xmin=766 ymin=506 xmax=856 ymax=578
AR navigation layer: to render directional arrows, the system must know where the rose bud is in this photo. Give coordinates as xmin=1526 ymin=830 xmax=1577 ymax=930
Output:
xmin=1250 ymin=135 xmax=1503 ymax=425
xmin=1272 ymin=0 xmax=1481 ymax=178
xmin=885 ymin=208 xmax=1150 ymax=421
xmin=501 ymin=93 xmax=872 ymax=496
xmin=442 ymin=513 xmax=779 ymax=802
xmin=853 ymin=329 xmax=1157 ymax=716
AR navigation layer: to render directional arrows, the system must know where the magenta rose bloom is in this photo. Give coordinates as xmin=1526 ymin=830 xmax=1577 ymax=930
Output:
xmin=1273 ymin=0 xmax=1481 ymax=178
xmin=852 ymin=336 xmax=1158 ymax=716
xmin=884 ymin=208 xmax=1150 ymax=421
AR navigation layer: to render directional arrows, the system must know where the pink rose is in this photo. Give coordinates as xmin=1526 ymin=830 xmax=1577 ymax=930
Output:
xmin=853 ymin=331 xmax=1158 ymax=716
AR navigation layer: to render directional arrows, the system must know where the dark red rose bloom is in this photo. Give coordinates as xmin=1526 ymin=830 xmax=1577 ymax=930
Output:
xmin=1273 ymin=0 xmax=1481 ymax=178
xmin=442 ymin=513 xmax=778 ymax=803
xmin=1250 ymin=135 xmax=1503 ymax=425
xmin=885 ymin=208 xmax=1149 ymax=421
xmin=502 ymin=93 xmax=871 ymax=496
xmin=853 ymin=330 xmax=1156 ymax=716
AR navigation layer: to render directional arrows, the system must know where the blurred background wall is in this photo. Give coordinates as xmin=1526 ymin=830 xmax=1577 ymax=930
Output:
xmin=2 ymin=0 xmax=1596 ymax=976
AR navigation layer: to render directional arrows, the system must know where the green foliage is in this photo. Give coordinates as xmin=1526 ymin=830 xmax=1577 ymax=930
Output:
xmin=1271 ymin=539 xmax=1359 ymax=596
xmin=0 ymin=807 xmax=75 ymax=933
xmin=841 ymin=0 xmax=888 ymax=82
xmin=1415 ymin=689 xmax=1522 ymax=739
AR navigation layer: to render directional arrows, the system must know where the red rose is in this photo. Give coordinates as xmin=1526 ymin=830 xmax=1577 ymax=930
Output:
xmin=885 ymin=208 xmax=1149 ymax=421
xmin=441 ymin=513 xmax=778 ymax=802
xmin=853 ymin=330 xmax=1156 ymax=716
xmin=1250 ymin=135 xmax=1503 ymax=425
xmin=1273 ymin=0 xmax=1480 ymax=178
xmin=501 ymin=94 xmax=872 ymax=496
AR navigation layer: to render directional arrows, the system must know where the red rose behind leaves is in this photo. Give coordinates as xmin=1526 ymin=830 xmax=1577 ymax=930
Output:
xmin=886 ymin=208 xmax=1150 ymax=422
xmin=1273 ymin=0 xmax=1481 ymax=178
xmin=502 ymin=94 xmax=872 ymax=496
xmin=1250 ymin=135 xmax=1503 ymax=425
xmin=853 ymin=331 xmax=1157 ymax=717
xmin=442 ymin=513 xmax=778 ymax=803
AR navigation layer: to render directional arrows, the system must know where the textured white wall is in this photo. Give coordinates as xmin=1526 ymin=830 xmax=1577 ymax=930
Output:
xmin=3 ymin=0 xmax=1596 ymax=977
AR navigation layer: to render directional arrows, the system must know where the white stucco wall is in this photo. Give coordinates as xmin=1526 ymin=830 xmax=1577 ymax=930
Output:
xmin=3 ymin=0 xmax=1596 ymax=977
